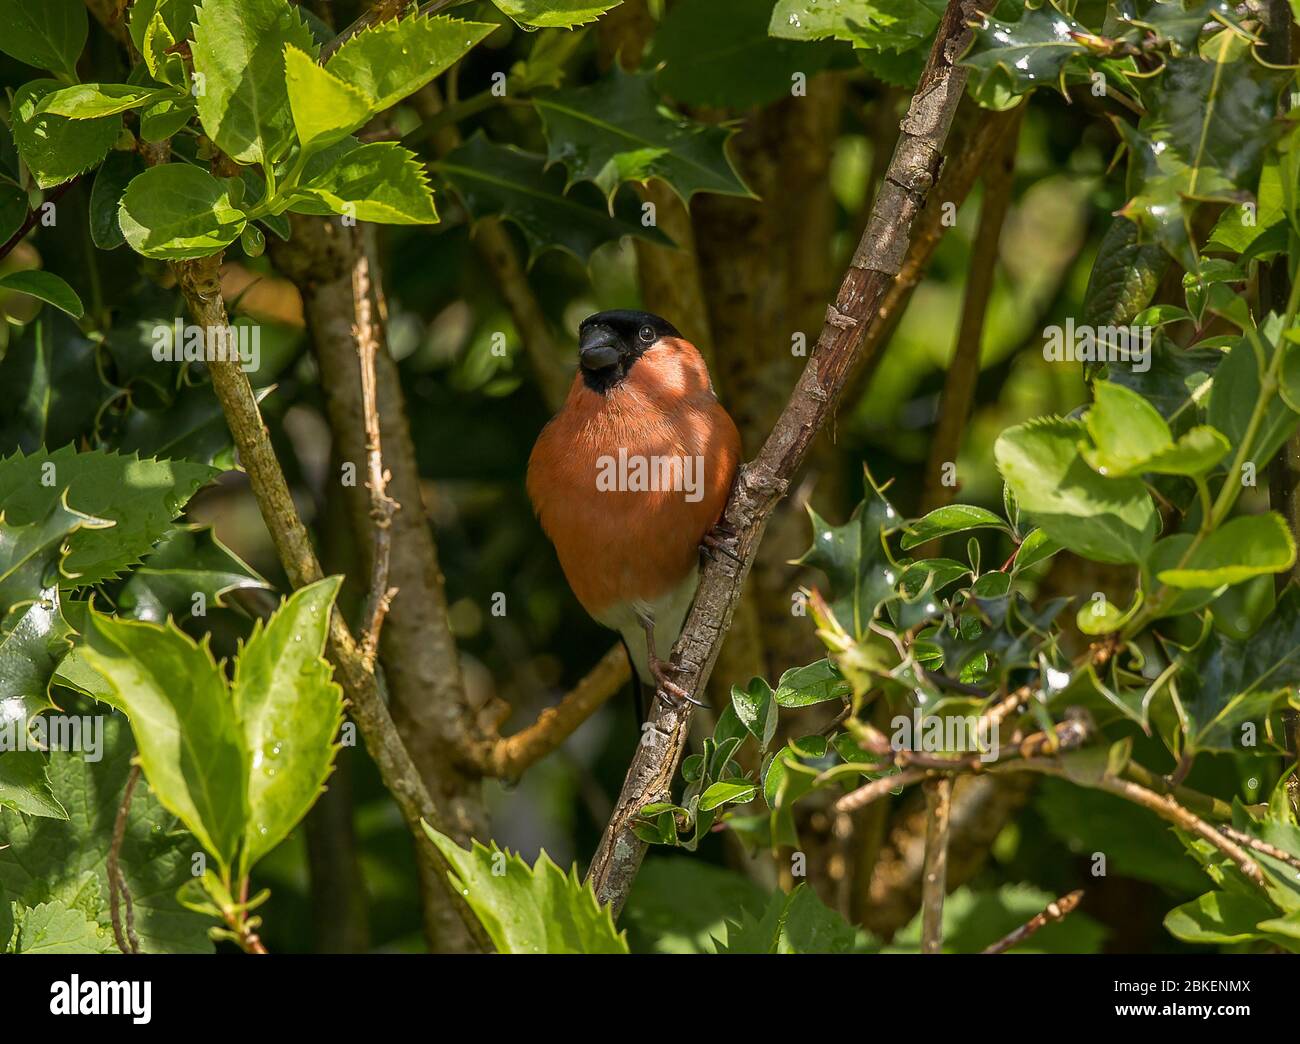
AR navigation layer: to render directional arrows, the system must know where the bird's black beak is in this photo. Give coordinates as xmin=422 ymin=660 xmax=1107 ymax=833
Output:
xmin=579 ymin=326 xmax=621 ymax=371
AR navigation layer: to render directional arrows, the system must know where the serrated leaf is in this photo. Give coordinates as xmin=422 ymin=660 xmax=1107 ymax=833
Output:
xmin=770 ymin=0 xmax=944 ymax=52
xmin=13 ymin=899 xmax=113 ymax=953
xmin=191 ymin=0 xmax=317 ymax=166
xmin=1175 ymin=586 xmax=1300 ymax=752
xmin=232 ymin=577 xmax=342 ymax=870
xmin=79 ymin=612 xmax=247 ymax=869
xmin=0 ymin=270 xmax=83 ymax=319
xmin=423 ymin=824 xmax=628 ymax=953
xmin=795 ymin=482 xmax=901 ymax=639
xmin=0 ymin=446 xmax=216 ymax=588
xmin=11 ymin=80 xmax=121 ymax=190
xmin=0 ymin=714 xmax=213 ymax=952
xmin=129 ymin=0 xmax=200 ymax=51
xmin=534 ymin=66 xmax=754 ymax=205
xmin=433 ymin=133 xmax=671 ymax=264
xmin=289 ymin=140 xmax=437 ymax=224
xmin=491 ymin=0 xmax=622 ymax=29
xmin=34 ymin=83 xmax=173 ymax=120
xmin=118 ymin=163 xmax=248 ymax=260
xmin=1118 ymin=43 xmax=1289 ymax=267
xmin=283 ymin=45 xmax=372 ymax=151
xmin=960 ymin=2 xmax=1092 ymax=101
xmin=0 ymin=493 xmax=112 ymax=621
xmin=654 ymin=0 xmax=832 ymax=108
xmin=994 ymin=417 xmax=1157 ymax=564
xmin=0 ymin=584 xmax=74 ymax=725
xmin=716 ymin=883 xmax=866 ymax=954
xmin=117 ymin=525 xmax=270 ymax=623
xmin=0 ymin=0 xmax=87 ymax=79
xmin=324 ymin=14 xmax=496 ymax=113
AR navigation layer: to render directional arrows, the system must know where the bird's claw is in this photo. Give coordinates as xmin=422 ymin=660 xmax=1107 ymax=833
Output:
xmin=649 ymin=656 xmax=707 ymax=708
xmin=700 ymin=520 xmax=741 ymax=564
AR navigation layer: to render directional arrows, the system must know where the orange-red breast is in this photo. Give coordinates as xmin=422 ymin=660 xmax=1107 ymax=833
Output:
xmin=527 ymin=310 xmax=741 ymax=709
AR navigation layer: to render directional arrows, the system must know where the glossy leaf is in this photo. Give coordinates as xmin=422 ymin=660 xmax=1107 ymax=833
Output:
xmin=118 ymin=163 xmax=247 ymax=260
xmin=35 ymin=83 xmax=173 ymax=120
xmin=0 ymin=0 xmax=87 ymax=78
xmin=960 ymin=2 xmax=1092 ymax=102
xmin=770 ymin=0 xmax=945 ymax=52
xmin=117 ymin=525 xmax=270 ymax=623
xmin=901 ymin=504 xmax=1010 ymax=549
xmin=290 ymin=141 xmax=438 ymax=225
xmin=232 ymin=578 xmax=342 ymax=870
xmin=423 ymin=825 xmax=628 ymax=953
xmin=1157 ymin=513 xmax=1296 ymax=589
xmin=534 ymin=66 xmax=753 ymax=205
xmin=11 ymin=80 xmax=121 ymax=190
xmin=491 ymin=0 xmax=623 ymax=29
xmin=283 ymin=45 xmax=372 ymax=151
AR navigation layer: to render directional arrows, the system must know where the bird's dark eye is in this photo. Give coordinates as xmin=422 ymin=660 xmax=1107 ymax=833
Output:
xmin=638 ymin=325 xmax=655 ymax=343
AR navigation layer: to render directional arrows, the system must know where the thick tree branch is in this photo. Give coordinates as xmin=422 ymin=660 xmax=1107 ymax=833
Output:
xmin=585 ymin=0 xmax=995 ymax=914
xmin=173 ymin=253 xmax=491 ymax=952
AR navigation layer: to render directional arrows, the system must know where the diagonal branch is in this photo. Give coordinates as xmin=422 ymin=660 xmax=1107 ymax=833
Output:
xmin=982 ymin=889 xmax=1084 ymax=954
xmin=173 ymin=253 xmax=492 ymax=952
xmin=585 ymin=0 xmax=997 ymax=915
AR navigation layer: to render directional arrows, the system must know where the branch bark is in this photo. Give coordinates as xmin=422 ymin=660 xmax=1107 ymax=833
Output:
xmin=173 ymin=252 xmax=492 ymax=952
xmin=920 ymin=776 xmax=952 ymax=954
xmin=585 ymin=0 xmax=995 ymax=915
xmin=982 ymin=889 xmax=1083 ymax=954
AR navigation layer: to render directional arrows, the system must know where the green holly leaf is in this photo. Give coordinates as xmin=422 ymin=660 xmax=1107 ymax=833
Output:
xmin=0 ymin=270 xmax=83 ymax=319
xmin=653 ymin=0 xmax=833 ymax=108
xmin=534 ymin=66 xmax=754 ymax=205
xmin=0 ymin=714 xmax=214 ymax=952
xmin=117 ymin=525 xmax=271 ymax=624
xmin=0 ymin=446 xmax=216 ymax=588
xmin=11 ymin=80 xmax=121 ymax=190
xmin=191 ymin=0 xmax=317 ymax=166
xmin=118 ymin=163 xmax=248 ymax=260
xmin=0 ymin=493 xmax=112 ymax=621
xmin=1118 ymin=0 xmax=1250 ymax=55
xmin=324 ymin=14 xmax=496 ymax=114
xmin=1175 ymin=587 xmax=1300 ymax=752
xmin=289 ymin=140 xmax=438 ymax=224
xmin=0 ymin=584 xmax=74 ymax=727
xmin=490 ymin=0 xmax=623 ymax=29
xmin=960 ymin=2 xmax=1093 ymax=102
xmin=79 ymin=612 xmax=248 ymax=870
xmin=423 ymin=824 xmax=629 ymax=953
xmin=0 ymin=0 xmax=87 ymax=79
xmin=1118 ymin=43 xmax=1289 ymax=267
xmin=232 ymin=578 xmax=342 ymax=871
xmin=994 ymin=417 xmax=1158 ymax=565
xmin=770 ymin=0 xmax=944 ymax=52
xmin=432 ymin=133 xmax=672 ymax=265
xmin=794 ymin=480 xmax=901 ymax=639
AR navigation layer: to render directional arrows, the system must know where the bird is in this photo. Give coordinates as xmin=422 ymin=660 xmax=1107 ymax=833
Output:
xmin=527 ymin=310 xmax=742 ymax=714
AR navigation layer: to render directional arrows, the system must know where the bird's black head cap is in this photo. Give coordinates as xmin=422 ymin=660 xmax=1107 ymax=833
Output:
xmin=577 ymin=310 xmax=682 ymax=392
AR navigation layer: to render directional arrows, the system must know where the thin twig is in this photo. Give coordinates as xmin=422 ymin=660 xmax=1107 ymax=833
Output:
xmin=468 ymin=644 xmax=631 ymax=778
xmin=982 ymin=889 xmax=1084 ymax=954
xmin=835 ymin=767 xmax=932 ymax=814
xmin=585 ymin=0 xmax=999 ymax=917
xmin=921 ymin=776 xmax=952 ymax=953
xmin=107 ymin=764 xmax=141 ymax=954
xmin=0 ymin=180 xmax=81 ymax=264
xmin=350 ymin=229 xmax=400 ymax=669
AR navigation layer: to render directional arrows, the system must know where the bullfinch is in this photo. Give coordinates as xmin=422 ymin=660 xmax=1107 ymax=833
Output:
xmin=527 ymin=310 xmax=742 ymax=712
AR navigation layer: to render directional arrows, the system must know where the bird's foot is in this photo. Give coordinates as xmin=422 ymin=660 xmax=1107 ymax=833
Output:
xmin=649 ymin=656 xmax=707 ymax=708
xmin=700 ymin=520 xmax=741 ymax=564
